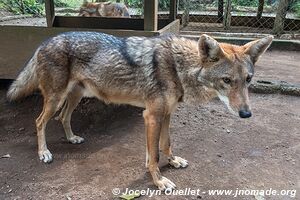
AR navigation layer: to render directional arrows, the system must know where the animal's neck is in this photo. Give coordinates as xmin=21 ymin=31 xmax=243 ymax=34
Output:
xmin=171 ymin=38 xmax=217 ymax=104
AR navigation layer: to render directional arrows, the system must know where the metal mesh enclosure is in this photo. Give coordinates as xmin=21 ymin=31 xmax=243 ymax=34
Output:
xmin=179 ymin=0 xmax=300 ymax=36
xmin=48 ymin=0 xmax=299 ymax=37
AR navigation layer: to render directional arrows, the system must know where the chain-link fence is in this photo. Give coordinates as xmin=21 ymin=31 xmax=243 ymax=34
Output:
xmin=179 ymin=0 xmax=300 ymax=36
xmin=113 ymin=0 xmax=300 ymax=36
xmin=2 ymin=0 xmax=298 ymax=36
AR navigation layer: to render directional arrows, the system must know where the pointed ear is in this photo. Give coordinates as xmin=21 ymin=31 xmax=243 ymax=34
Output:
xmin=198 ymin=34 xmax=224 ymax=63
xmin=244 ymin=35 xmax=273 ymax=63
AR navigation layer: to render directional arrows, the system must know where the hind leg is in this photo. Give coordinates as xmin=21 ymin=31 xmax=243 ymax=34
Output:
xmin=58 ymin=85 xmax=84 ymax=144
xmin=36 ymin=95 xmax=62 ymax=163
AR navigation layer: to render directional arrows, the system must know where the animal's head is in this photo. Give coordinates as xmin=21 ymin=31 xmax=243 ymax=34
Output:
xmin=197 ymin=34 xmax=273 ymax=118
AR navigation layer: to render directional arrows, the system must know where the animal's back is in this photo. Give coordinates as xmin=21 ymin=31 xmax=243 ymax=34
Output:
xmin=36 ymin=32 xmax=175 ymax=104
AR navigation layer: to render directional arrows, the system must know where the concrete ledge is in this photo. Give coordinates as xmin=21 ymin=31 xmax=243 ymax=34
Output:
xmin=181 ymin=34 xmax=300 ymax=51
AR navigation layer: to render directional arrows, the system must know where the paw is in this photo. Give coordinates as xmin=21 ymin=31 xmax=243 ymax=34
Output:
xmin=67 ymin=135 xmax=84 ymax=144
xmin=39 ymin=149 xmax=53 ymax=163
xmin=169 ymin=156 xmax=188 ymax=168
xmin=155 ymin=176 xmax=176 ymax=191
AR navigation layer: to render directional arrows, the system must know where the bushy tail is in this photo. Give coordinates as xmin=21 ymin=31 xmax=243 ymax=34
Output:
xmin=7 ymin=50 xmax=39 ymax=101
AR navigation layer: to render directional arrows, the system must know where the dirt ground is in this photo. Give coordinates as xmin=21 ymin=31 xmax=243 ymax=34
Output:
xmin=0 ymin=48 xmax=299 ymax=200
xmin=0 ymin=17 xmax=46 ymax=27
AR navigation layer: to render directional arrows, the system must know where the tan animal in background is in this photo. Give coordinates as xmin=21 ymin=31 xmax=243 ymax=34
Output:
xmin=79 ymin=1 xmax=131 ymax=18
xmin=7 ymin=32 xmax=273 ymax=191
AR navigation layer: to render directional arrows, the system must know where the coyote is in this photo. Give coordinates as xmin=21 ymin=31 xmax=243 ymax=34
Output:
xmin=7 ymin=32 xmax=273 ymax=190
xmin=79 ymin=1 xmax=130 ymax=18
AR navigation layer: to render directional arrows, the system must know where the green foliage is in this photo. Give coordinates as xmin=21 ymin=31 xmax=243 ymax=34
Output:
xmin=126 ymin=0 xmax=170 ymax=11
xmin=295 ymin=2 xmax=300 ymax=17
xmin=232 ymin=0 xmax=258 ymax=7
xmin=53 ymin=0 xmax=81 ymax=7
xmin=158 ymin=0 xmax=169 ymax=10
xmin=126 ymin=0 xmax=143 ymax=8
xmin=1 ymin=0 xmax=43 ymax=15
xmin=37 ymin=0 xmax=68 ymax=7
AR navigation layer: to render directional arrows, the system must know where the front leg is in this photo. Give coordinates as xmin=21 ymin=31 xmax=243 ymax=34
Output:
xmin=160 ymin=114 xmax=188 ymax=168
xmin=143 ymin=109 xmax=176 ymax=191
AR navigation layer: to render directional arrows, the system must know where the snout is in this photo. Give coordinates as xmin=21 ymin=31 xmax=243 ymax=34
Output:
xmin=239 ymin=110 xmax=252 ymax=118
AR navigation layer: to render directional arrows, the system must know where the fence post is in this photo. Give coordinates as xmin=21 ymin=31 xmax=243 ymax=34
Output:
xmin=257 ymin=0 xmax=264 ymax=19
xmin=169 ymin=0 xmax=178 ymax=22
xmin=223 ymin=0 xmax=231 ymax=30
xmin=182 ymin=0 xmax=190 ymax=27
xmin=144 ymin=0 xmax=158 ymax=31
xmin=45 ymin=0 xmax=55 ymax=27
xmin=272 ymin=0 xmax=289 ymax=35
xmin=218 ymin=0 xmax=224 ymax=23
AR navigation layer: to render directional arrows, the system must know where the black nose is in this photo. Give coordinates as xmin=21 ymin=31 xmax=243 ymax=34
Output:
xmin=239 ymin=110 xmax=252 ymax=118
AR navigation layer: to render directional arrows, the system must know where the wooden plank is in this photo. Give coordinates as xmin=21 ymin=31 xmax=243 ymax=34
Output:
xmin=158 ymin=19 xmax=180 ymax=34
xmin=53 ymin=16 xmax=145 ymax=30
xmin=0 ymin=26 xmax=159 ymax=79
xmin=144 ymin=0 xmax=158 ymax=31
xmin=53 ymin=17 xmax=173 ymax=30
xmin=45 ymin=0 xmax=55 ymax=27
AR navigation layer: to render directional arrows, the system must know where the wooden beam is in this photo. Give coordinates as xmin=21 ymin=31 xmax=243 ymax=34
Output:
xmin=45 ymin=0 xmax=55 ymax=27
xmin=169 ymin=0 xmax=177 ymax=22
xmin=144 ymin=0 xmax=158 ymax=31
xmin=223 ymin=0 xmax=232 ymax=30
xmin=257 ymin=0 xmax=264 ymax=19
xmin=273 ymin=0 xmax=289 ymax=35
xmin=182 ymin=0 xmax=190 ymax=27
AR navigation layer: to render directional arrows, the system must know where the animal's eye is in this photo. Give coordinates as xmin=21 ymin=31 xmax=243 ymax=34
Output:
xmin=246 ymin=75 xmax=252 ymax=83
xmin=222 ymin=77 xmax=231 ymax=84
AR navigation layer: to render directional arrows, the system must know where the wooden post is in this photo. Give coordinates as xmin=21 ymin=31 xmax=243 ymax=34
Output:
xmin=144 ymin=0 xmax=158 ymax=31
xmin=273 ymin=0 xmax=289 ymax=35
xmin=223 ymin=0 xmax=231 ymax=30
xmin=257 ymin=0 xmax=264 ymax=19
xmin=217 ymin=0 xmax=224 ymax=23
xmin=169 ymin=0 xmax=177 ymax=22
xmin=182 ymin=0 xmax=190 ymax=27
xmin=45 ymin=0 xmax=55 ymax=27
xmin=20 ymin=0 xmax=25 ymax=14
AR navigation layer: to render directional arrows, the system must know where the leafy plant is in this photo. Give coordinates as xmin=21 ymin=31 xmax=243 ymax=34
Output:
xmin=295 ymin=2 xmax=300 ymax=17
xmin=37 ymin=0 xmax=69 ymax=7
xmin=232 ymin=0 xmax=258 ymax=7
xmin=126 ymin=0 xmax=171 ymax=11
xmin=1 ymin=0 xmax=43 ymax=15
